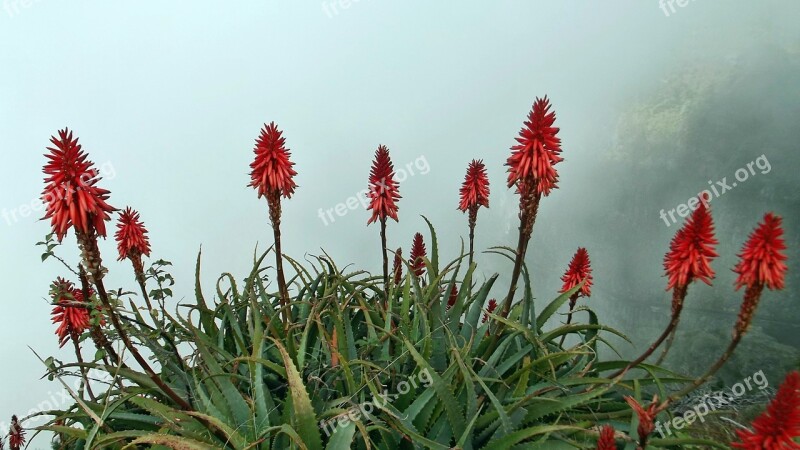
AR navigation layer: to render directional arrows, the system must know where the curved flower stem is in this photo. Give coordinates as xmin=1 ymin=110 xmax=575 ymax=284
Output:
xmin=608 ymin=286 xmax=687 ymax=379
xmin=380 ymin=216 xmax=389 ymax=306
xmin=558 ymin=296 xmax=578 ymax=347
xmin=268 ymin=197 xmax=290 ymax=328
xmin=666 ymin=335 xmax=741 ymax=406
xmin=501 ymin=187 xmax=540 ymax=319
xmin=93 ymin=276 xmax=192 ymax=411
xmin=79 ymin=266 xmax=121 ymax=366
xmin=467 ymin=207 xmax=477 ymax=268
xmin=654 ymin=325 xmax=679 ymax=366
xmin=70 ymin=332 xmax=95 ymax=401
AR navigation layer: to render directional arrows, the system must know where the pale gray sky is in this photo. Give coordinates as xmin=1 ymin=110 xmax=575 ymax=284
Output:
xmin=1 ymin=1 xmax=798 ymax=447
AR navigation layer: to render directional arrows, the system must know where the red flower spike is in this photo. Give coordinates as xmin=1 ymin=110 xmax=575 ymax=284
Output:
xmin=392 ymin=247 xmax=403 ymax=284
xmin=458 ymin=159 xmax=490 ymax=212
xmin=624 ymin=396 xmax=661 ymax=447
xmin=8 ymin=415 xmax=25 ymax=450
xmin=595 ymin=425 xmax=616 ymax=450
xmin=447 ymin=285 xmax=458 ymax=309
xmin=733 ymin=371 xmax=800 ymax=449
xmin=41 ymin=128 xmax=115 ymax=241
xmin=115 ymin=207 xmax=151 ymax=261
xmin=734 ymin=213 xmax=788 ymax=291
xmin=409 ymin=233 xmax=426 ymax=277
xmin=248 ymin=122 xmax=297 ymax=199
xmin=366 ymin=145 xmax=401 ymax=225
xmin=50 ymin=278 xmax=93 ymax=347
xmin=506 ymin=97 xmax=563 ymax=196
xmin=482 ymin=299 xmax=497 ymax=323
xmin=663 ymin=201 xmax=719 ymax=291
xmin=561 ymin=247 xmax=593 ymax=297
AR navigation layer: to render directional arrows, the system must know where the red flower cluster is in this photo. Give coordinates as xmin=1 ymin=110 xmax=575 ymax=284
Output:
xmin=561 ymin=247 xmax=593 ymax=297
xmin=447 ymin=285 xmax=458 ymax=309
xmin=115 ymin=207 xmax=151 ymax=261
xmin=625 ymin=396 xmax=660 ymax=447
xmin=734 ymin=213 xmax=788 ymax=291
xmin=8 ymin=415 xmax=24 ymax=450
xmin=734 ymin=371 xmax=800 ymax=449
xmin=506 ymin=97 xmax=563 ymax=196
xmin=248 ymin=122 xmax=297 ymax=199
xmin=482 ymin=299 xmax=497 ymax=323
xmin=409 ymin=233 xmax=426 ymax=277
xmin=595 ymin=425 xmax=616 ymax=450
xmin=392 ymin=247 xmax=403 ymax=284
xmin=458 ymin=159 xmax=490 ymax=212
xmin=41 ymin=128 xmax=115 ymax=241
xmin=366 ymin=145 xmax=401 ymax=224
xmin=663 ymin=201 xmax=718 ymax=291
xmin=50 ymin=278 xmax=93 ymax=347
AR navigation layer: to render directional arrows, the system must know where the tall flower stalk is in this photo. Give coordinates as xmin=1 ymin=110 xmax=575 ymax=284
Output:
xmin=367 ymin=145 xmax=401 ymax=298
xmin=248 ymin=122 xmax=298 ymax=322
xmin=41 ymin=128 xmax=191 ymax=411
xmin=458 ymin=159 xmax=489 ymax=267
xmin=611 ymin=200 xmax=717 ymax=378
xmin=669 ymin=213 xmax=788 ymax=402
xmin=502 ymin=97 xmax=563 ymax=317
xmin=558 ymin=247 xmax=593 ymax=346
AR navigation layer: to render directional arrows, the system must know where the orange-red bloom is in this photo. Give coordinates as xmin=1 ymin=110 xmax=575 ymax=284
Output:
xmin=458 ymin=159 xmax=490 ymax=212
xmin=115 ymin=207 xmax=151 ymax=261
xmin=506 ymin=97 xmax=563 ymax=196
xmin=663 ymin=201 xmax=718 ymax=291
xmin=482 ymin=299 xmax=497 ymax=323
xmin=625 ymin=396 xmax=661 ymax=447
xmin=595 ymin=425 xmax=616 ymax=450
xmin=561 ymin=247 xmax=593 ymax=297
xmin=733 ymin=371 xmax=800 ymax=449
xmin=366 ymin=145 xmax=401 ymax=224
xmin=409 ymin=233 xmax=426 ymax=277
xmin=733 ymin=213 xmax=788 ymax=291
xmin=41 ymin=128 xmax=115 ymax=241
xmin=8 ymin=415 xmax=24 ymax=450
xmin=447 ymin=285 xmax=458 ymax=309
xmin=248 ymin=122 xmax=297 ymax=199
xmin=50 ymin=278 xmax=92 ymax=347
xmin=392 ymin=247 xmax=403 ymax=284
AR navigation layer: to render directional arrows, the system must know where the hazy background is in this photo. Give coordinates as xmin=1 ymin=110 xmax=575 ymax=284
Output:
xmin=1 ymin=1 xmax=799 ymax=447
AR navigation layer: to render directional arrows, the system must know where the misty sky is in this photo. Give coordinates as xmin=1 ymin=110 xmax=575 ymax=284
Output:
xmin=1 ymin=1 xmax=799 ymax=446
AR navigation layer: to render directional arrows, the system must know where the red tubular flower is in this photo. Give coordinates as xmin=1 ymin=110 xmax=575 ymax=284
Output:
xmin=41 ymin=128 xmax=115 ymax=241
xmin=482 ymin=299 xmax=497 ymax=323
xmin=663 ymin=201 xmax=719 ymax=292
xmin=366 ymin=145 xmax=401 ymax=224
xmin=595 ymin=425 xmax=616 ymax=450
xmin=409 ymin=233 xmax=426 ymax=277
xmin=733 ymin=371 xmax=800 ymax=449
xmin=734 ymin=213 xmax=788 ymax=291
xmin=447 ymin=285 xmax=458 ymax=309
xmin=248 ymin=122 xmax=297 ymax=199
xmin=392 ymin=247 xmax=403 ymax=284
xmin=50 ymin=278 xmax=92 ymax=347
xmin=8 ymin=415 xmax=25 ymax=450
xmin=560 ymin=247 xmax=593 ymax=298
xmin=458 ymin=159 xmax=490 ymax=212
xmin=115 ymin=207 xmax=151 ymax=261
xmin=505 ymin=97 xmax=563 ymax=196
xmin=624 ymin=396 xmax=660 ymax=448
